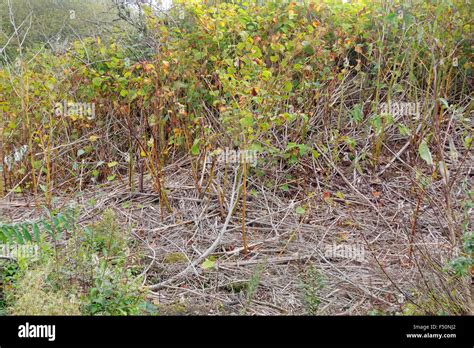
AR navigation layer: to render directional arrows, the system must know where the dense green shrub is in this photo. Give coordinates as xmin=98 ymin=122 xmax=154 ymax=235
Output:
xmin=2 ymin=210 xmax=153 ymax=315
xmin=1 ymin=0 xmax=471 ymax=197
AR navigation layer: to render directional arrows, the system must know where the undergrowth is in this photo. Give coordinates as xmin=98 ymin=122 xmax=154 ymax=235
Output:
xmin=1 ymin=209 xmax=155 ymax=315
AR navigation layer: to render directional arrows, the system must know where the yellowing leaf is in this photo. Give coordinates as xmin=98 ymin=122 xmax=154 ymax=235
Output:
xmin=262 ymin=70 xmax=272 ymax=80
xmin=201 ymin=258 xmax=216 ymax=270
xmin=89 ymin=135 xmax=99 ymax=142
xmin=284 ymin=81 xmax=293 ymax=93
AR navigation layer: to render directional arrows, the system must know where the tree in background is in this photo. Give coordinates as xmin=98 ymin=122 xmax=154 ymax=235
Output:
xmin=0 ymin=0 xmax=133 ymax=61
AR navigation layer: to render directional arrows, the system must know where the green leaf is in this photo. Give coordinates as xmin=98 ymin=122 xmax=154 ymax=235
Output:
xmin=83 ymin=226 xmax=93 ymax=239
xmin=58 ymin=214 xmax=72 ymax=231
xmin=398 ymin=123 xmax=411 ymax=136
xmin=201 ymin=258 xmax=216 ymax=270
xmin=12 ymin=225 xmax=24 ymax=244
xmin=64 ymin=210 xmax=76 ymax=228
xmin=21 ymin=224 xmax=32 ymax=242
xmin=239 ymin=115 xmax=254 ymax=128
xmin=42 ymin=221 xmax=54 ymax=239
xmin=45 ymin=79 xmax=56 ymax=91
xmin=438 ymin=98 xmax=449 ymax=109
xmin=1 ymin=226 xmax=14 ymax=243
xmin=350 ymin=104 xmax=363 ymax=124
xmin=248 ymin=143 xmax=263 ymax=152
xmin=33 ymin=160 xmax=42 ymax=170
xmin=283 ymin=81 xmax=293 ymax=93
xmin=295 ymin=206 xmax=306 ymax=215
xmin=285 ymin=142 xmax=297 ymax=151
xmin=262 ymin=70 xmax=272 ymax=80
xmin=418 ymin=140 xmax=433 ymax=166
xmin=128 ymin=89 xmax=137 ymax=100
xmin=52 ymin=215 xmax=61 ymax=231
xmin=32 ymin=223 xmax=41 ymax=242
xmin=302 ymin=41 xmax=315 ymax=55
xmin=370 ymin=115 xmax=382 ymax=134
xmin=191 ymin=139 xmax=200 ymax=156
xmin=0 ymin=230 xmax=6 ymax=243
xmin=92 ymin=77 xmax=103 ymax=88
xmin=463 ymin=135 xmax=472 ymax=150
xmin=52 ymin=216 xmax=63 ymax=240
